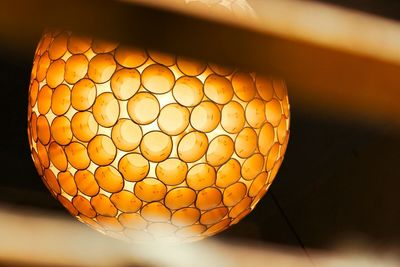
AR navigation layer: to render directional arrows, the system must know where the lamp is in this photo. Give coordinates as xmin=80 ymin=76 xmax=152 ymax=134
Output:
xmin=27 ymin=1 xmax=290 ymax=243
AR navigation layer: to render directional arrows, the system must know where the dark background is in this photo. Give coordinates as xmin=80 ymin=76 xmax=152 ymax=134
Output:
xmin=0 ymin=0 xmax=399 ymax=253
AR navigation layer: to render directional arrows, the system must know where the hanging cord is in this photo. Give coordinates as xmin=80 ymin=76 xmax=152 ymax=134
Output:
xmin=270 ymin=190 xmax=315 ymax=266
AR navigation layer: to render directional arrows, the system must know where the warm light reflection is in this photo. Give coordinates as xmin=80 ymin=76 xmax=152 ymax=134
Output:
xmin=27 ymin=29 xmax=290 ymax=243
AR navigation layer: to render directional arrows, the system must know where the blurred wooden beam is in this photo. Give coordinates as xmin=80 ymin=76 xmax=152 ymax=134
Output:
xmin=0 ymin=0 xmax=400 ymax=126
xmin=0 ymin=205 xmax=398 ymax=267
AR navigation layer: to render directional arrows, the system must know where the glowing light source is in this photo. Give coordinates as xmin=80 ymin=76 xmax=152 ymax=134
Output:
xmin=27 ymin=1 xmax=290 ymax=243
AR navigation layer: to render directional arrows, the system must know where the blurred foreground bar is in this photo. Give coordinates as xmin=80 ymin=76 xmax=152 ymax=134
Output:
xmin=0 ymin=205 xmax=398 ymax=267
xmin=1 ymin=0 xmax=400 ymax=125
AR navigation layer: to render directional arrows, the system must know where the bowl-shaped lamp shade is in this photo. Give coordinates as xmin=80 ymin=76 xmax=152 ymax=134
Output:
xmin=27 ymin=30 xmax=290 ymax=242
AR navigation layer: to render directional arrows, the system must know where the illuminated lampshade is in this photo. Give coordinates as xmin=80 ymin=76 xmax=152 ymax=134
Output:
xmin=27 ymin=2 xmax=290 ymax=242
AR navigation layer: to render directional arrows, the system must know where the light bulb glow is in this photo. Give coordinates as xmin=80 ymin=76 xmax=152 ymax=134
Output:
xmin=27 ymin=30 xmax=290 ymax=243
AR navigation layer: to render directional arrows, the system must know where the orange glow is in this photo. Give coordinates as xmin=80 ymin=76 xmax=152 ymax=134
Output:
xmin=27 ymin=30 xmax=290 ymax=243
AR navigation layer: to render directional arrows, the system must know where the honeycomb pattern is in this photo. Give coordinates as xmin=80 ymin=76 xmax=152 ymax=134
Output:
xmin=27 ymin=30 xmax=290 ymax=243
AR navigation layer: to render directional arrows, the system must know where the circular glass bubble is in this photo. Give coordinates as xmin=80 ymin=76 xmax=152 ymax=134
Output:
xmin=111 ymin=190 xmax=142 ymax=213
xmin=245 ymin=98 xmax=266 ymax=128
xmin=156 ymin=158 xmax=188 ymax=186
xmin=278 ymin=116 xmax=289 ymax=144
xmin=165 ymin=187 xmax=196 ymax=210
xmin=148 ymin=50 xmax=176 ymax=66
xmin=30 ymin=112 xmax=38 ymax=142
xmin=134 ymin=178 xmax=167 ymax=202
xmin=111 ymin=119 xmax=142 ymax=151
xmin=29 ymin=80 xmax=39 ymax=108
xmin=141 ymin=202 xmax=171 ymax=223
xmin=118 ymin=153 xmax=149 ymax=182
xmin=110 ymin=68 xmax=141 ymax=100
xmin=249 ymin=172 xmax=268 ymax=197
xmin=255 ymin=75 xmax=274 ymax=101
xmin=221 ymin=101 xmax=245 ymax=134
xmin=31 ymin=57 xmax=39 ymax=83
xmin=216 ymin=159 xmax=241 ymax=188
xmin=223 ymin=182 xmax=247 ymax=206
xmin=158 ymin=104 xmax=190 ymax=135
xmin=95 ymin=165 xmax=124 ymax=193
xmin=142 ymin=64 xmax=175 ymax=94
xmin=48 ymin=32 xmax=68 ymax=60
xmin=177 ymin=57 xmax=207 ymax=76
xmin=282 ymin=96 xmax=290 ymax=118
xmin=242 ymin=153 xmax=264 ymax=180
xmin=48 ymin=142 xmax=68 ymax=171
xmin=36 ymin=115 xmax=51 ymax=145
xmin=31 ymin=149 xmax=42 ymax=175
xmin=209 ymin=63 xmax=234 ymax=76
xmin=51 ymin=84 xmax=71 ymax=115
xmin=173 ymin=76 xmax=204 ymax=107
xmin=178 ymin=131 xmax=208 ymax=162
xmin=46 ymin=59 xmax=65 ymax=88
xmin=88 ymin=54 xmax=117 ymax=83
xmin=235 ymin=127 xmax=258 ymax=158
xmin=68 ymin=34 xmax=92 ymax=54
xmin=65 ymin=54 xmax=89 ymax=84
xmin=204 ymin=74 xmax=234 ymax=104
xmin=71 ymin=111 xmax=98 ymax=142
xmin=37 ymin=52 xmax=51 ymax=82
xmin=119 ymin=213 xmax=147 ymax=230
xmin=230 ymin=197 xmax=252 ymax=219
xmin=258 ymin=123 xmax=275 ymax=156
xmin=58 ymin=171 xmax=77 ymax=196
xmin=232 ymin=72 xmax=256 ymax=101
xmin=206 ymin=135 xmax=234 ymax=167
xmin=190 ymin=101 xmax=220 ymax=133
xmin=270 ymin=157 xmax=283 ymax=183
xmin=171 ymin=208 xmax=200 ymax=227
xmin=266 ymin=143 xmax=280 ymax=171
xmin=36 ymin=142 xmax=49 ymax=168
xmin=204 ymin=218 xmax=231 ymax=237
xmin=187 ymin=163 xmax=216 ymax=191
xmin=196 ymin=187 xmax=222 ymax=211
xmin=127 ymin=92 xmax=160 ymax=125
xmin=75 ymin=204 xmax=97 ymax=222
xmin=115 ymin=46 xmax=148 ymax=68
xmin=51 ymin=116 xmax=73 ymax=145
xmin=87 ymin=135 xmax=117 ymax=166
xmin=92 ymin=92 xmax=120 ymax=127
xmin=92 ymin=39 xmax=118 ymax=54
xmin=71 ymin=79 xmax=97 ymax=111
xmin=273 ymin=79 xmax=287 ymax=100
xmin=140 ymin=131 xmax=172 ymax=163
xmin=37 ymin=85 xmax=52 ymax=115
xmin=75 ymin=204 xmax=98 ymax=224
xmin=265 ymin=98 xmax=282 ymax=127
xmin=91 ymin=194 xmax=118 ymax=217
xmin=37 ymin=33 xmax=52 ymax=56
xmin=58 ymin=196 xmax=78 ymax=216
xmin=43 ymin=169 xmax=61 ymax=194
xmin=200 ymin=207 xmax=228 ymax=225
xmin=75 ymin=170 xmax=99 ymax=197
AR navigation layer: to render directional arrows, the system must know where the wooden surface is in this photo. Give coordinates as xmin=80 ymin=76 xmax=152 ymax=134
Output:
xmin=0 ymin=205 xmax=398 ymax=267
xmin=0 ymin=0 xmax=400 ymax=126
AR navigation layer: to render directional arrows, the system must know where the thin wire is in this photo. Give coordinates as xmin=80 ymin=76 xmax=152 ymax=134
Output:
xmin=270 ymin=189 xmax=315 ymax=266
